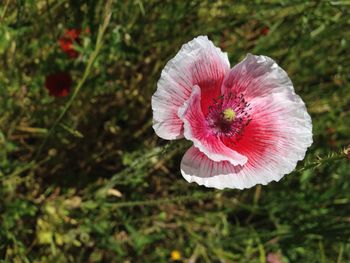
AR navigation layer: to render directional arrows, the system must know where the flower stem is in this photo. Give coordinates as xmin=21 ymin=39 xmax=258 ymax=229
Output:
xmin=295 ymin=151 xmax=346 ymax=174
xmin=104 ymin=191 xmax=219 ymax=208
xmin=35 ymin=0 xmax=113 ymax=160
xmin=104 ymin=149 xmax=347 ymax=209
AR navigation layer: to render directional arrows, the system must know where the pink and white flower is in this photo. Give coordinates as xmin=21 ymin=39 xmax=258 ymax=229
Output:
xmin=152 ymin=36 xmax=312 ymax=189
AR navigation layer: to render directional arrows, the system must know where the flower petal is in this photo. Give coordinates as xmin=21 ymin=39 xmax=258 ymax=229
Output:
xmin=181 ymin=89 xmax=312 ymax=190
xmin=228 ymin=89 xmax=313 ymax=159
xmin=152 ymin=35 xmax=230 ymax=140
xmin=181 ymin=146 xmax=247 ymax=189
xmin=221 ymin=54 xmax=293 ymax=100
xmin=178 ymin=85 xmax=247 ymax=166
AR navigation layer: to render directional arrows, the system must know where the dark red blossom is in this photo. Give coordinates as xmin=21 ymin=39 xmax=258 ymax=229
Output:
xmin=45 ymin=72 xmax=72 ymax=97
xmin=59 ymin=29 xmax=82 ymax=58
xmin=261 ymin=27 xmax=270 ymax=36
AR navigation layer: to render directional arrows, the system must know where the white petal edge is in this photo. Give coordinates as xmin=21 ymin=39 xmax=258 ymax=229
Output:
xmin=221 ymin=54 xmax=294 ymax=100
xmin=152 ymin=35 xmax=230 ymax=140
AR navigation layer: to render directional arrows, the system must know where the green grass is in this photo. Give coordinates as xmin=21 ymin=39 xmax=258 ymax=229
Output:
xmin=1 ymin=1 xmax=350 ymax=262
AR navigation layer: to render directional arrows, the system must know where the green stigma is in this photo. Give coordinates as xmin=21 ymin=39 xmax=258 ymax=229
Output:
xmin=223 ymin=108 xmax=236 ymax=122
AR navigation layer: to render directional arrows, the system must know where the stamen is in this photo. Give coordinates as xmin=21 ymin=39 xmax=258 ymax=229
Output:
xmin=206 ymin=92 xmax=252 ymax=139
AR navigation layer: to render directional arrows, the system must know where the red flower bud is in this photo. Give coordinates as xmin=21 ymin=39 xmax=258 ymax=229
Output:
xmin=45 ymin=72 xmax=72 ymax=97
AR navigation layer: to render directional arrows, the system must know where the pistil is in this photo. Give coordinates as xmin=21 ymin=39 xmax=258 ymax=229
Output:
xmin=223 ymin=108 xmax=236 ymax=122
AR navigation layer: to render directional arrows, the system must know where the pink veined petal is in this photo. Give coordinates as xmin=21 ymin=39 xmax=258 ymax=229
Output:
xmin=221 ymin=54 xmax=294 ymax=101
xmin=152 ymin=35 xmax=230 ymax=140
xmin=181 ymin=146 xmax=247 ymax=189
xmin=178 ymin=85 xmax=247 ymax=166
xmin=181 ymin=89 xmax=312 ymax=190
xmin=225 ymin=90 xmax=313 ymax=162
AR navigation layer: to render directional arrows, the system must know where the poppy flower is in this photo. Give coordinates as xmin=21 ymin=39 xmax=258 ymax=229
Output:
xmin=261 ymin=27 xmax=270 ymax=36
xmin=59 ymin=29 xmax=82 ymax=58
xmin=152 ymin=36 xmax=312 ymax=189
xmin=45 ymin=72 xmax=72 ymax=97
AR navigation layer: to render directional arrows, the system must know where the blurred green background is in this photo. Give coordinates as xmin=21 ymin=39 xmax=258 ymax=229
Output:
xmin=0 ymin=1 xmax=350 ymax=262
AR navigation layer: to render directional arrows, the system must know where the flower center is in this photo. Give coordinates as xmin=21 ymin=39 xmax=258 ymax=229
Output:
xmin=223 ymin=108 xmax=236 ymax=122
xmin=206 ymin=93 xmax=252 ymax=138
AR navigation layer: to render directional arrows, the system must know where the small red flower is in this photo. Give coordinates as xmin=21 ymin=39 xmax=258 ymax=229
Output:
xmin=59 ymin=29 xmax=82 ymax=58
xmin=261 ymin=27 xmax=270 ymax=36
xmin=45 ymin=72 xmax=72 ymax=97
